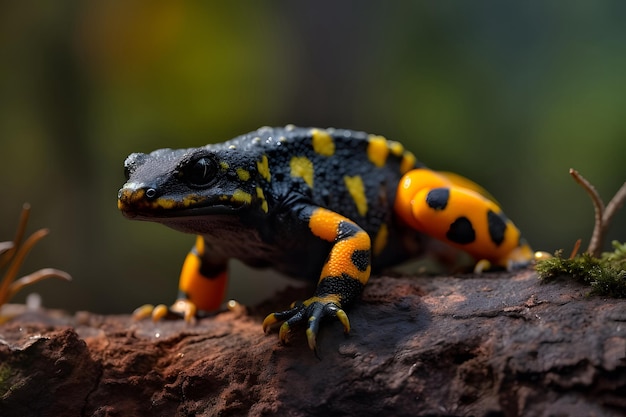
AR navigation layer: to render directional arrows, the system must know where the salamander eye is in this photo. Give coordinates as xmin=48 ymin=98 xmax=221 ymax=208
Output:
xmin=184 ymin=157 xmax=216 ymax=187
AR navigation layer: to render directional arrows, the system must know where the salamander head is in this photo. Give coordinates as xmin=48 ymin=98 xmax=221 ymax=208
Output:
xmin=118 ymin=145 xmax=266 ymax=221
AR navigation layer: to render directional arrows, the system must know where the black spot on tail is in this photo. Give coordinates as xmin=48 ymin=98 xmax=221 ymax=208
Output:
xmin=426 ymin=188 xmax=450 ymax=211
xmin=446 ymin=217 xmax=476 ymax=244
xmin=351 ymin=249 xmax=370 ymax=272
xmin=487 ymin=210 xmax=507 ymax=246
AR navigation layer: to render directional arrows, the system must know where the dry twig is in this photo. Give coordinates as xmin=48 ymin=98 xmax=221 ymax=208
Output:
xmin=569 ymin=169 xmax=626 ymax=257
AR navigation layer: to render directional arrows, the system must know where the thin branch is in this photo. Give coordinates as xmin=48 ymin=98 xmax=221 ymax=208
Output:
xmin=603 ymin=181 xmax=626 ymax=232
xmin=0 ymin=242 xmax=14 ymax=257
xmin=569 ymin=169 xmax=605 ymax=257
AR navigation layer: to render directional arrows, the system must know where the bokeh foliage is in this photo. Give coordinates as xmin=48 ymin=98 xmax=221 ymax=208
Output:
xmin=1 ymin=1 xmax=625 ymax=313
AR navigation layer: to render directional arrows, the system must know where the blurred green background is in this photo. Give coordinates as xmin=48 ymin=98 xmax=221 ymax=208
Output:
xmin=1 ymin=1 xmax=625 ymax=314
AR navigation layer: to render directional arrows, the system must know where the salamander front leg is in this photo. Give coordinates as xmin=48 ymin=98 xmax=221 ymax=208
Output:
xmin=263 ymin=207 xmax=370 ymax=350
xmin=133 ymin=236 xmax=228 ymax=322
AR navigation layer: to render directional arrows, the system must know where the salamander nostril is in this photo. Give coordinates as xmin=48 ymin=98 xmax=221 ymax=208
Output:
xmin=145 ymin=188 xmax=157 ymax=199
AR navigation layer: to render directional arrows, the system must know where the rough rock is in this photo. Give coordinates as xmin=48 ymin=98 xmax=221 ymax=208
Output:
xmin=1 ymin=270 xmax=625 ymax=417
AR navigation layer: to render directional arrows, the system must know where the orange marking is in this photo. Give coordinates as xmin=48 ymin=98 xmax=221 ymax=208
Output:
xmin=319 ymin=233 xmax=371 ymax=285
xmin=309 ymin=208 xmax=371 ymax=285
xmin=308 ymin=208 xmax=343 ymax=242
xmin=395 ymin=168 xmax=531 ymax=268
xmin=394 ymin=169 xmax=452 ymax=229
xmin=178 ymin=237 xmax=227 ymax=312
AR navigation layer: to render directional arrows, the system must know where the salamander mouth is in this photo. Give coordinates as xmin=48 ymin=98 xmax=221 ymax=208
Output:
xmin=118 ymin=186 xmax=247 ymax=220
xmin=120 ymin=203 xmax=244 ymax=220
xmin=120 ymin=202 xmax=248 ymax=236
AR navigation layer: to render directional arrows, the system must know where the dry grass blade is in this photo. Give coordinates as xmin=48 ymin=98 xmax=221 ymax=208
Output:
xmin=7 ymin=268 xmax=72 ymax=301
xmin=0 ymin=204 xmax=31 ymax=269
xmin=1 ymin=205 xmax=72 ymax=310
xmin=0 ymin=229 xmax=50 ymax=306
xmin=569 ymin=239 xmax=582 ymax=259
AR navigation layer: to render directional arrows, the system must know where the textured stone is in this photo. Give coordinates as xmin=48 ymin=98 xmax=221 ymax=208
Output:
xmin=1 ymin=270 xmax=625 ymax=416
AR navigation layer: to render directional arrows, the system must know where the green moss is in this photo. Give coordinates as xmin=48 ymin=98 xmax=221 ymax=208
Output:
xmin=536 ymin=241 xmax=626 ymax=298
xmin=0 ymin=363 xmax=13 ymax=396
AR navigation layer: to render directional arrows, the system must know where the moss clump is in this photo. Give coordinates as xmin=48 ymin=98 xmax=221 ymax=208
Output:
xmin=536 ymin=241 xmax=626 ymax=298
xmin=0 ymin=363 xmax=13 ymax=396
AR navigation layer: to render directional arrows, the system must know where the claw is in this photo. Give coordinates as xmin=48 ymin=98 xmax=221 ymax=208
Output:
xmin=152 ymin=304 xmax=169 ymax=321
xmin=279 ymin=322 xmax=291 ymax=344
xmin=534 ymin=251 xmax=553 ymax=261
xmin=133 ymin=304 xmax=155 ymax=321
xmin=132 ymin=299 xmax=198 ymax=323
xmin=335 ymin=308 xmax=351 ymax=334
xmin=262 ymin=313 xmax=279 ymax=333
xmin=305 ymin=303 xmax=324 ymax=350
xmin=305 ymin=327 xmax=317 ymax=351
xmin=170 ymin=299 xmax=197 ymax=323
xmin=473 ymin=259 xmax=491 ymax=273
xmin=264 ymin=297 xmax=350 ymax=350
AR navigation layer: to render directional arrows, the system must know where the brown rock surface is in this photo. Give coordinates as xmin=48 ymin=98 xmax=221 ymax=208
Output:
xmin=1 ymin=270 xmax=625 ymax=417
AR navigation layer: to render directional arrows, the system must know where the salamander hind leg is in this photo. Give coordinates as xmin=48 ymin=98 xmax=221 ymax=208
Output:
xmin=263 ymin=207 xmax=371 ymax=351
xmin=133 ymin=235 xmax=228 ymax=322
xmin=394 ymin=168 xmax=533 ymax=270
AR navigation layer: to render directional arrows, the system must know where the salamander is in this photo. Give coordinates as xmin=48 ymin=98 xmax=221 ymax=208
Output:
xmin=118 ymin=125 xmax=533 ymax=350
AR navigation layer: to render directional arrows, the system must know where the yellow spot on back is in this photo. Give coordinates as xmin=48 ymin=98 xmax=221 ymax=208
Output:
xmin=388 ymin=141 xmax=404 ymax=156
xmin=311 ymin=128 xmax=335 ymax=156
xmin=257 ymin=155 xmax=271 ymax=182
xmin=373 ymin=223 xmax=388 ymax=256
xmin=400 ymin=151 xmax=416 ymax=174
xmin=231 ymin=189 xmax=252 ymax=205
xmin=290 ymin=156 xmax=314 ymax=188
xmin=344 ymin=175 xmax=368 ymax=216
xmin=219 ymin=161 xmax=229 ymax=171
xmin=236 ymin=168 xmax=250 ymax=181
xmin=367 ymin=135 xmax=389 ymax=167
xmin=256 ymin=187 xmax=268 ymax=213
